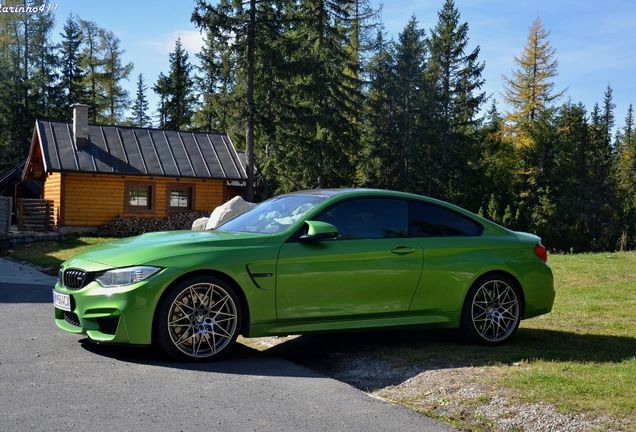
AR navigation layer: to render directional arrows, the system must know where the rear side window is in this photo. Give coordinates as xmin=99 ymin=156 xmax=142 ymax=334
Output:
xmin=315 ymin=198 xmax=408 ymax=239
xmin=408 ymin=201 xmax=482 ymax=237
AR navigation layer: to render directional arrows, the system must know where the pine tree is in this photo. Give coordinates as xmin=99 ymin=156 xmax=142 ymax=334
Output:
xmin=155 ymin=38 xmax=195 ymax=130
xmin=358 ymin=30 xmax=398 ymax=188
xmin=552 ymin=102 xmax=592 ymax=251
xmin=286 ymin=0 xmax=369 ymax=189
xmin=587 ymin=94 xmax=619 ymax=250
xmin=425 ymin=0 xmax=485 ymax=205
xmin=29 ymin=9 xmax=60 ymax=118
xmin=602 ymin=84 xmax=616 ymax=148
xmin=130 ymin=74 xmax=150 ymax=127
xmin=59 ymin=15 xmax=86 ymax=114
xmin=79 ymin=19 xmax=105 ymax=122
xmin=100 ymin=29 xmax=132 ymax=124
xmin=192 ymin=0 xmax=259 ymax=199
xmin=475 ymin=102 xmax=516 ymax=226
xmin=393 ymin=16 xmax=427 ymax=192
xmin=617 ymin=104 xmax=636 ymax=247
xmin=153 ymin=72 xmax=170 ymax=129
xmin=504 ymin=17 xmax=563 ymax=138
xmin=193 ymin=28 xmax=233 ymax=133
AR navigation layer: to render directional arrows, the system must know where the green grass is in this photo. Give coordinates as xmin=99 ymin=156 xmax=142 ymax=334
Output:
xmin=500 ymin=252 xmax=636 ymax=419
xmin=2 ymin=236 xmax=116 ymax=269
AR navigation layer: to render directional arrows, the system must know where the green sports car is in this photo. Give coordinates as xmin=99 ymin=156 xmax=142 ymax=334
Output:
xmin=53 ymin=189 xmax=554 ymax=360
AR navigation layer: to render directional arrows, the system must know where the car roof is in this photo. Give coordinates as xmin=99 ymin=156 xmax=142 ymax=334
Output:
xmin=286 ymin=188 xmax=408 ymax=198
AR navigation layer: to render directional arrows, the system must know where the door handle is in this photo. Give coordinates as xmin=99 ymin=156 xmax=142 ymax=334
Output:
xmin=391 ymin=246 xmax=415 ymax=255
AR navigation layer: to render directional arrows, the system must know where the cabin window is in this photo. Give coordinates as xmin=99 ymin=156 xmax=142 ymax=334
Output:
xmin=125 ymin=182 xmax=155 ymax=213
xmin=167 ymin=184 xmax=195 ymax=212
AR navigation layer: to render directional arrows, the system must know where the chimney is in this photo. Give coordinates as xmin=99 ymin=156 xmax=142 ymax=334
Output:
xmin=71 ymin=103 xmax=89 ymax=149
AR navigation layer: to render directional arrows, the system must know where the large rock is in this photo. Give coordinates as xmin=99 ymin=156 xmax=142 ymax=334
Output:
xmin=191 ymin=217 xmax=209 ymax=231
xmin=200 ymin=196 xmax=257 ymax=230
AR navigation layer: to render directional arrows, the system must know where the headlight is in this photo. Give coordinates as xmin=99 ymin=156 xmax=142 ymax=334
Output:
xmin=95 ymin=266 xmax=161 ymax=288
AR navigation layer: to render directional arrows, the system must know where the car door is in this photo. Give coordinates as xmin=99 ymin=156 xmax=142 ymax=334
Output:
xmin=276 ymin=198 xmax=424 ymax=320
xmin=406 ymin=199 xmax=486 ymax=314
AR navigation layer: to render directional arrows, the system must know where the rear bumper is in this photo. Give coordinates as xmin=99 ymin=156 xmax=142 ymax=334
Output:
xmin=522 ymin=264 xmax=555 ymax=319
xmin=53 ymin=268 xmax=180 ymax=345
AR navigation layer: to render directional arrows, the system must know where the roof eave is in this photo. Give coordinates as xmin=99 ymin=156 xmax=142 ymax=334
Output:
xmin=21 ymin=122 xmax=48 ymax=181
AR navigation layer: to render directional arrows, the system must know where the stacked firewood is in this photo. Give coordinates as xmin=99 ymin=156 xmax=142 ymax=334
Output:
xmin=99 ymin=211 xmax=209 ymax=237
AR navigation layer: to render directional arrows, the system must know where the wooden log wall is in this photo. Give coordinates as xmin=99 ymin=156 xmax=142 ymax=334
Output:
xmin=61 ymin=173 xmax=226 ymax=227
xmin=18 ymin=198 xmax=53 ymax=232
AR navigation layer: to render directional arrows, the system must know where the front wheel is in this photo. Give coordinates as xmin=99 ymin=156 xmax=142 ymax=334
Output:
xmin=155 ymin=275 xmax=241 ymax=361
xmin=460 ymin=275 xmax=522 ymax=345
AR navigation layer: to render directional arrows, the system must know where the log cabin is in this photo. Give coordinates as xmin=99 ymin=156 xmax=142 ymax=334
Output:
xmin=21 ymin=104 xmax=246 ymax=228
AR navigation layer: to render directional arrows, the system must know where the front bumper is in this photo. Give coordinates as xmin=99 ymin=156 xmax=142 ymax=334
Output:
xmin=54 ymin=267 xmax=180 ymax=345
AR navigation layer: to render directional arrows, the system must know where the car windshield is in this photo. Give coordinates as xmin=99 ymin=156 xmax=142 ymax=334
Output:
xmin=215 ymin=194 xmax=326 ymax=234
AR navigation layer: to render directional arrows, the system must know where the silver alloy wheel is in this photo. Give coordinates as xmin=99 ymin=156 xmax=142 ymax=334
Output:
xmin=167 ymin=283 xmax=238 ymax=358
xmin=471 ymin=279 xmax=520 ymax=342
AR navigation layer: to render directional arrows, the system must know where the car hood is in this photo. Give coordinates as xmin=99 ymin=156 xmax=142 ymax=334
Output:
xmin=66 ymin=230 xmax=271 ymax=269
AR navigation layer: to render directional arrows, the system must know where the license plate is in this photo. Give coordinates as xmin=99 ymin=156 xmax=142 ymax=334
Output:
xmin=52 ymin=290 xmax=71 ymax=312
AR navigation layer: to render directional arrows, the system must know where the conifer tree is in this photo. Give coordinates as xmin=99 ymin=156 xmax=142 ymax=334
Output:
xmin=100 ymin=29 xmax=132 ymax=124
xmin=153 ymin=72 xmax=170 ymax=129
xmin=475 ymin=102 xmax=516 ymax=225
xmin=130 ymin=74 xmax=150 ymax=127
xmin=393 ymin=16 xmax=427 ymax=192
xmin=551 ymin=102 xmax=592 ymax=251
xmin=79 ymin=19 xmax=105 ymax=122
xmin=602 ymin=84 xmax=616 ymax=148
xmin=155 ymin=38 xmax=195 ymax=130
xmin=29 ymin=10 xmax=59 ymax=118
xmin=617 ymin=104 xmax=636 ymax=247
xmin=504 ymin=17 xmax=563 ymax=136
xmin=587 ymin=94 xmax=619 ymax=250
xmin=193 ymin=22 xmax=237 ymax=134
xmin=192 ymin=0 xmax=260 ymax=200
xmin=59 ymin=15 xmax=86 ymax=114
xmin=425 ymin=0 xmax=485 ymax=204
xmin=278 ymin=0 xmax=364 ymax=190
xmin=358 ymin=30 xmax=398 ymax=188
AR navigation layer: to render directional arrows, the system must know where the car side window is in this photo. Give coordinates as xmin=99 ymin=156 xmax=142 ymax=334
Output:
xmin=408 ymin=200 xmax=482 ymax=237
xmin=314 ymin=198 xmax=408 ymax=239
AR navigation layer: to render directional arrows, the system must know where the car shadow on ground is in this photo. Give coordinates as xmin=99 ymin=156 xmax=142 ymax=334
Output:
xmin=259 ymin=327 xmax=636 ymax=390
xmin=78 ymin=326 xmax=636 ymax=387
xmin=78 ymin=338 xmax=325 ymax=379
xmin=0 ymin=282 xmax=53 ymax=303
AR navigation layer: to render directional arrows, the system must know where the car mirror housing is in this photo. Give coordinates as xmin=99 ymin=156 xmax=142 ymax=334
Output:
xmin=300 ymin=220 xmax=340 ymax=241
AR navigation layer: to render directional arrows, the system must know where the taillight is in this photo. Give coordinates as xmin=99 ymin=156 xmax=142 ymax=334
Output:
xmin=534 ymin=243 xmax=548 ymax=262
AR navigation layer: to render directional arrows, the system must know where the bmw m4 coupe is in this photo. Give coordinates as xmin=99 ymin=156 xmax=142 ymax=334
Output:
xmin=53 ymin=189 xmax=554 ymax=360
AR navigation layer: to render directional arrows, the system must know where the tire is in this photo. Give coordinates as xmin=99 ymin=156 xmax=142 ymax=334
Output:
xmin=460 ymin=274 xmax=522 ymax=345
xmin=155 ymin=275 xmax=242 ymax=361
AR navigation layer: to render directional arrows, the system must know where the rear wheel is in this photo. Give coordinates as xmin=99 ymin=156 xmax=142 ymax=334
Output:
xmin=155 ymin=275 xmax=241 ymax=361
xmin=461 ymin=275 xmax=522 ymax=345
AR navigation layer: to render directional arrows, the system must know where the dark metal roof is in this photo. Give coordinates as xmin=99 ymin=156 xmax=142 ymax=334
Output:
xmin=0 ymin=160 xmax=26 ymax=189
xmin=0 ymin=160 xmax=42 ymax=196
xmin=35 ymin=121 xmax=247 ymax=180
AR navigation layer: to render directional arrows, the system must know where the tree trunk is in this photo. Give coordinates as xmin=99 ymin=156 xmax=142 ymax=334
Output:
xmin=245 ymin=0 xmax=256 ymax=201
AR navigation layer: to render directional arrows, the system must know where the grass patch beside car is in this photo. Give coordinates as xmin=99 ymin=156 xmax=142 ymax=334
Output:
xmin=246 ymin=252 xmax=636 ymax=431
xmin=2 ymin=236 xmax=116 ymax=270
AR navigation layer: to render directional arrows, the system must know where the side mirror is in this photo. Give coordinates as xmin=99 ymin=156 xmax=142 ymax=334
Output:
xmin=299 ymin=220 xmax=340 ymax=241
